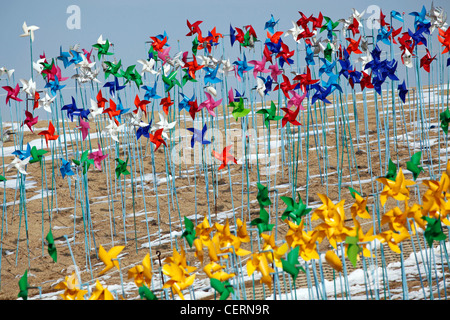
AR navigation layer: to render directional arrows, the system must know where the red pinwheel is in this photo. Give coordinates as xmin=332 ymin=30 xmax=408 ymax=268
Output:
xmin=438 ymin=28 xmax=450 ymax=54
xmin=33 ymin=91 xmax=40 ymax=110
xmin=96 ymin=90 xmax=108 ymax=109
xmin=389 ymin=27 xmax=403 ymax=45
xmin=347 ymin=18 xmax=360 ymax=37
xmin=183 ymin=55 xmax=204 ymax=79
xmin=212 ymin=145 xmax=237 ymax=171
xmin=346 ymin=37 xmax=362 ymax=55
xmin=2 ymin=84 xmax=23 ymax=104
xmin=188 ymin=99 xmax=200 ymax=120
xmin=379 ymin=9 xmax=389 ymax=28
xmin=263 ymin=44 xmax=273 ymax=64
xmin=293 ymin=66 xmax=319 ymax=93
xmin=276 ymin=42 xmax=295 ymax=66
xmin=133 ymin=94 xmax=151 ymax=117
xmin=234 ymin=27 xmax=246 ymax=44
xmin=149 ymin=128 xmax=166 ymax=151
xmin=23 ymin=110 xmax=38 ymax=132
xmin=160 ymin=93 xmax=174 ymax=116
xmin=103 ymin=99 xmax=121 ymax=125
xmin=38 ymin=121 xmax=59 ymax=147
xmin=360 ymin=71 xmax=374 ymax=91
xmin=266 ymin=31 xmax=284 ymax=44
xmin=281 ymin=106 xmax=302 ymax=127
xmin=274 ymin=74 xmax=297 ymax=99
xmin=186 ymin=20 xmax=202 ymax=36
xmin=150 ymin=36 xmax=167 ymax=52
xmin=420 ymin=49 xmax=436 ymax=73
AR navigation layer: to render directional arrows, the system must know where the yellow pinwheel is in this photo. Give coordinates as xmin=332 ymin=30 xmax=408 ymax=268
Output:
xmin=214 ymin=219 xmax=251 ymax=257
xmin=345 ymin=225 xmax=377 ymax=258
xmin=196 ymin=216 xmax=213 ymax=247
xmin=261 ymin=233 xmax=289 ymax=268
xmin=98 ymin=245 xmax=125 ymax=275
xmin=351 ymin=192 xmax=371 ymax=221
xmin=203 ymin=261 xmax=236 ymax=281
xmin=162 ymin=262 xmax=196 ymax=300
xmin=246 ymin=251 xmax=275 ymax=289
xmin=378 ymin=229 xmax=411 ymax=254
xmin=54 ymin=272 xmax=87 ymax=300
xmin=285 ymin=220 xmax=320 ymax=261
xmin=127 ymin=253 xmax=153 ymax=287
xmin=236 ymin=218 xmax=250 ymax=243
xmin=164 ymin=246 xmax=197 ymax=274
xmin=88 ymin=280 xmax=115 ymax=300
xmin=376 ymin=168 xmax=415 ymax=206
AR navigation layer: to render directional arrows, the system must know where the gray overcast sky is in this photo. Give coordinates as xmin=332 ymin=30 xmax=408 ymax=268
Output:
xmin=0 ymin=0 xmax=449 ymax=120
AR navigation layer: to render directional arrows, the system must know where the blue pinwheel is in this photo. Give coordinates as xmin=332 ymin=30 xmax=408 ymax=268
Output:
xmin=179 ymin=93 xmax=195 ymax=112
xmin=12 ymin=143 xmax=31 ymax=160
xmin=408 ymin=28 xmax=428 ymax=47
xmin=115 ymin=97 xmax=130 ymax=124
xmin=136 ymin=120 xmax=152 ymax=140
xmin=45 ymin=76 xmax=66 ymax=96
xmin=258 ymin=75 xmax=273 ymax=95
xmin=409 ymin=5 xmax=430 ymax=31
xmin=204 ymin=65 xmax=222 ymax=85
xmin=103 ymin=77 xmax=126 ymax=97
xmin=377 ymin=26 xmax=392 ymax=45
xmin=233 ymin=54 xmax=253 ymax=80
xmin=57 ymin=46 xmax=73 ymax=68
xmin=264 ymin=14 xmax=280 ymax=34
xmin=319 ymin=58 xmax=336 ymax=77
xmin=187 ymin=124 xmax=211 ymax=148
xmin=229 ymin=24 xmax=236 ymax=46
xmin=60 ymin=158 xmax=75 ymax=179
xmin=69 ymin=50 xmax=84 ymax=65
xmin=61 ymin=97 xmax=79 ymax=122
xmin=391 ymin=10 xmax=404 ymax=23
xmin=141 ymin=80 xmax=161 ymax=100
xmin=398 ymin=80 xmax=408 ymax=103
xmin=305 ymin=44 xmax=315 ymax=66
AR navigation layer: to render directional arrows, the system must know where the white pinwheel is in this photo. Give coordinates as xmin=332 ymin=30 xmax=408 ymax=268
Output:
xmin=20 ymin=22 xmax=39 ymax=42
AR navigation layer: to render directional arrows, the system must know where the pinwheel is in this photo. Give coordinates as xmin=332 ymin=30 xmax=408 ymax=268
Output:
xmin=103 ymin=99 xmax=122 ymax=126
xmin=29 ymin=146 xmax=48 ymax=165
xmin=256 ymin=182 xmax=272 ymax=208
xmin=379 ymin=229 xmax=410 ymax=254
xmin=149 ymin=128 xmax=167 ymax=152
xmin=19 ymin=78 xmax=36 ymax=97
xmin=422 ymin=216 xmax=447 ymax=248
xmin=420 ymin=48 xmax=436 ymax=73
xmin=233 ymin=54 xmax=254 ymax=80
xmin=213 ymin=219 xmax=251 ymax=257
xmin=92 ymin=39 xmax=114 ymax=60
xmin=162 ymin=69 xmax=182 ymax=92
xmin=348 ymin=188 xmax=370 ymax=222
xmin=128 ymin=254 xmax=153 ymax=287
xmin=203 ymin=261 xmax=236 ymax=282
xmin=149 ymin=35 xmax=168 ymax=53
xmin=281 ymin=105 xmax=301 ymax=127
xmin=98 ymin=245 xmax=125 ymax=276
xmin=277 ymin=42 xmax=295 ymax=67
xmin=181 ymin=216 xmax=197 ymax=248
xmin=55 ymin=272 xmax=87 ymax=300
xmin=88 ymin=144 xmax=108 ymax=171
xmin=89 ymin=91 xmax=107 ymax=119
xmin=88 ymin=280 xmax=115 ymax=300
xmin=250 ymin=207 xmax=275 ymax=235
xmin=61 ymin=97 xmax=79 ymax=122
xmin=38 ymin=121 xmax=59 ymax=147
xmin=72 ymin=150 xmax=94 ymax=175
xmin=20 ymin=21 xmax=39 ymax=42
xmin=0 ymin=66 xmax=15 ymax=79
xmin=397 ymin=80 xmax=409 ymax=104
xmin=160 ymin=93 xmax=174 ymax=115
xmin=407 ymin=27 xmax=427 ymax=47
xmin=285 ymin=21 xmax=303 ymax=42
xmin=2 ymin=84 xmax=22 ymax=104
xmin=280 ymin=193 xmax=312 ymax=225
xmin=376 ymin=168 xmax=415 ymax=206
xmin=103 ymin=77 xmax=125 ymax=97
xmin=45 ymin=76 xmax=66 ymax=96
xmin=141 ymin=81 xmax=161 ymax=101
xmin=103 ymin=119 xmax=125 ymax=142
xmin=187 ymin=123 xmax=211 ymax=148
xmin=162 ymin=261 xmax=196 ymax=300
xmin=281 ymin=246 xmax=304 ymax=281
xmin=440 ymin=108 xmax=450 ymax=135
xmin=264 ymin=14 xmax=280 ymax=34
xmin=438 ymin=27 xmax=450 ymax=54
xmin=18 ymin=270 xmax=29 ymax=300
xmin=227 ymin=98 xmax=250 ymax=121
xmin=22 ymin=111 xmax=38 ymax=133
xmin=198 ymin=92 xmax=222 ymax=117
xmin=133 ymin=94 xmax=151 ymax=117
xmin=7 ymin=157 xmax=30 ymax=175
xmin=60 ymin=158 xmax=75 ymax=179
xmin=103 ymin=59 xmax=122 ymax=79
xmin=151 ymin=112 xmax=176 ymax=139
xmin=406 ymin=152 xmax=424 ymax=181
xmin=203 ymin=65 xmax=222 ymax=85
xmin=256 ymin=101 xmax=283 ymax=129
xmin=136 ymin=122 xmax=152 ymax=140
xmin=137 ymin=58 xmax=158 ymax=75
xmin=410 ymin=5 xmax=430 ymax=30
xmin=212 ymin=145 xmax=237 ymax=171
xmin=12 ymin=143 xmax=31 ymax=161
xmin=210 ymin=278 xmax=234 ymax=301
xmin=246 ymin=251 xmax=274 ymax=289
xmin=115 ymin=158 xmax=130 ymax=178
xmin=45 ymin=230 xmax=57 ymax=262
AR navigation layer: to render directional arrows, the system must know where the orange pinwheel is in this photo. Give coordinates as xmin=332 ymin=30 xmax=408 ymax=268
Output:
xmin=160 ymin=93 xmax=174 ymax=115
xmin=266 ymin=31 xmax=284 ymax=44
xmin=103 ymin=99 xmax=121 ymax=126
xmin=134 ymin=94 xmax=151 ymax=117
xmin=150 ymin=36 xmax=167 ymax=52
xmin=38 ymin=121 xmax=59 ymax=147
xmin=212 ymin=145 xmax=237 ymax=170
xmin=149 ymin=128 xmax=167 ymax=151
xmin=183 ymin=55 xmax=204 ymax=79
xmin=346 ymin=36 xmax=362 ymax=55
xmin=438 ymin=27 xmax=450 ymax=54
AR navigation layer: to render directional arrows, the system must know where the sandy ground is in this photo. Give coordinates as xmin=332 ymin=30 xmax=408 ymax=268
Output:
xmin=0 ymin=84 xmax=449 ymax=300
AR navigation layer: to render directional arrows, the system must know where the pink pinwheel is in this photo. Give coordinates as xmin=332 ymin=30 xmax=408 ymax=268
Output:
xmin=268 ymin=64 xmax=283 ymax=82
xmin=199 ymin=92 xmax=222 ymax=117
xmin=77 ymin=118 xmax=90 ymax=141
xmin=158 ymin=47 xmax=171 ymax=64
xmin=89 ymin=143 xmax=108 ymax=171
xmin=83 ymin=48 xmax=93 ymax=63
xmin=22 ymin=110 xmax=38 ymax=132
xmin=248 ymin=57 xmax=270 ymax=79
xmin=2 ymin=84 xmax=22 ymax=104
xmin=287 ymin=90 xmax=307 ymax=110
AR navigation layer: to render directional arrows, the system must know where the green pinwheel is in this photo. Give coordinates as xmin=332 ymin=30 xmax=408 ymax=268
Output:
xmin=256 ymin=183 xmax=272 ymax=208
xmin=210 ymin=278 xmax=234 ymax=300
xmin=320 ymin=16 xmax=340 ymax=37
xmin=281 ymin=246 xmax=305 ymax=281
xmin=345 ymin=232 xmax=362 ymax=267
xmin=182 ymin=69 xmax=197 ymax=86
xmin=228 ymin=98 xmax=250 ymax=121
xmin=280 ymin=193 xmax=311 ymax=225
xmin=18 ymin=270 xmax=29 ymax=300
xmin=181 ymin=216 xmax=197 ymax=247
xmin=104 ymin=60 xmax=122 ymax=79
xmin=163 ymin=70 xmax=182 ymax=92
xmin=29 ymin=146 xmax=47 ymax=165
xmin=46 ymin=230 xmax=57 ymax=263
xmin=256 ymin=101 xmax=283 ymax=129
xmin=406 ymin=151 xmax=424 ymax=181
xmin=93 ymin=39 xmax=114 ymax=60
xmin=192 ymin=36 xmax=199 ymax=56
xmin=440 ymin=108 xmax=450 ymax=135
xmin=129 ymin=69 xmax=143 ymax=88
xmin=72 ymin=150 xmax=94 ymax=175
xmin=422 ymin=216 xmax=447 ymax=248
xmin=385 ymin=159 xmax=397 ymax=181
xmin=250 ymin=207 xmax=274 ymax=234
xmin=323 ymin=43 xmax=334 ymax=62
xmin=0 ymin=175 xmax=6 ymax=182
xmin=121 ymin=65 xmax=136 ymax=85
xmin=115 ymin=157 xmax=130 ymax=178
xmin=148 ymin=46 xmax=158 ymax=63
xmin=139 ymin=285 xmax=158 ymax=300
